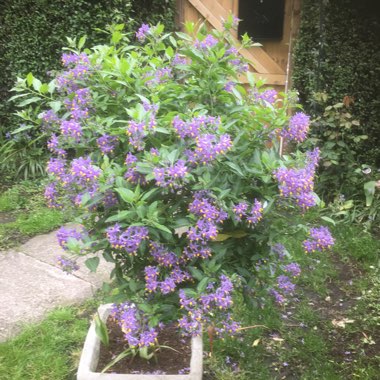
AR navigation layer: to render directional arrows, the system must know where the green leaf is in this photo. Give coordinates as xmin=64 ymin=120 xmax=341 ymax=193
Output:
xmin=17 ymin=96 xmax=41 ymax=107
xmin=197 ymin=277 xmax=209 ymax=293
xmin=12 ymin=124 xmax=34 ymax=134
xmin=94 ymin=313 xmax=109 ymax=347
xmin=364 ymin=181 xmax=376 ymax=207
xmin=150 ymin=222 xmax=171 ymax=234
xmin=105 ymin=210 xmax=134 ymax=222
xmin=116 ymin=188 xmax=136 ymax=203
xmin=26 ymin=72 xmax=34 ymax=86
xmin=101 ymin=348 xmax=133 ymax=373
xmin=85 ymin=257 xmax=100 ymax=273
xmin=32 ymin=78 xmax=42 ymax=91
xmin=189 ymin=267 xmax=204 ymax=281
xmin=78 ymin=35 xmax=87 ymax=49
xmin=320 ymin=216 xmax=336 ymax=226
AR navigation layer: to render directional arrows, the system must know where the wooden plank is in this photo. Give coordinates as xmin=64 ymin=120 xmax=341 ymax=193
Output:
xmin=187 ymin=0 xmax=285 ymax=74
xmin=239 ymin=73 xmax=286 ymax=86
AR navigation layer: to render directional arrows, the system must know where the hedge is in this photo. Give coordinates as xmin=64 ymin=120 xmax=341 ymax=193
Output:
xmin=292 ymin=0 xmax=380 ymax=166
xmin=0 ymin=0 xmax=175 ymax=138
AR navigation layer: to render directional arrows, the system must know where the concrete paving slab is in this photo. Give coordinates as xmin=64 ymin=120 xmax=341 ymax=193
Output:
xmin=0 ymin=250 xmax=97 ymax=342
xmin=19 ymin=230 xmax=113 ymax=287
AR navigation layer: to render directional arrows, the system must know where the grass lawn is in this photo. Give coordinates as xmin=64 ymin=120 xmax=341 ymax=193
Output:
xmin=0 ymin=220 xmax=378 ymax=379
xmin=0 ymin=181 xmax=68 ymax=250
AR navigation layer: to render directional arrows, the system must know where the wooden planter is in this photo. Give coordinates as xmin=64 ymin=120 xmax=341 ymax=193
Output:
xmin=77 ymin=304 xmax=203 ymax=380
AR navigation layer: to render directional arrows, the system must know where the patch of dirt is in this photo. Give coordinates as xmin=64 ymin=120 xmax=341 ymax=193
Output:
xmin=0 ymin=212 xmax=16 ymax=224
xmin=96 ymin=317 xmax=191 ymax=374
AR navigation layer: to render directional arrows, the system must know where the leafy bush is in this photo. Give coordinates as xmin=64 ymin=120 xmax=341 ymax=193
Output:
xmin=13 ymin=20 xmax=334 ymax=352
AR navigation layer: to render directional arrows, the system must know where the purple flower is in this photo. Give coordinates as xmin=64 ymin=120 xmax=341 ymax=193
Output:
xmin=246 ymin=199 xmax=263 ymax=226
xmin=126 ymin=120 xmax=146 ymax=151
xmin=173 ymin=115 xmax=220 ymax=139
xmin=70 ymin=157 xmax=101 ymax=184
xmin=303 ymin=226 xmax=335 ymax=253
xmin=195 ymin=34 xmax=218 ymax=49
xmin=281 ymin=112 xmax=310 ymax=142
xmin=97 ymin=134 xmax=117 ymax=154
xmin=150 ymin=242 xmax=178 ymax=267
xmin=277 ymin=275 xmax=296 ymax=295
xmin=56 ymin=227 xmax=83 ymax=250
xmin=60 ymin=120 xmax=82 ymax=141
xmin=194 ymin=133 xmax=232 ymax=164
xmin=106 ymin=224 xmax=149 ymax=255
xmin=139 ymin=328 xmax=158 ymax=347
xmin=47 ymin=157 xmax=66 ymax=179
xmin=270 ymin=289 xmax=286 ymax=304
xmin=145 ymin=266 xmax=159 ymax=292
xmin=224 ymin=81 xmax=236 ymax=93
xmin=47 ymin=134 xmax=66 ymax=157
xmin=61 ymin=52 xmax=89 ymax=67
xmin=256 ymin=89 xmax=277 ymax=105
xmin=233 ymin=202 xmax=249 ymax=221
xmin=160 ymin=277 xmax=176 ymax=294
xmin=136 ymin=23 xmax=150 ymax=42
xmin=284 ymin=263 xmax=301 ymax=277
xmin=57 ymin=255 xmax=79 ymax=273
xmin=172 ymin=54 xmax=187 ymax=66
xmin=272 ymin=243 xmax=286 ymax=260
xmin=153 ymin=160 xmax=188 ymax=189
xmin=44 ymin=182 xmax=62 ymax=209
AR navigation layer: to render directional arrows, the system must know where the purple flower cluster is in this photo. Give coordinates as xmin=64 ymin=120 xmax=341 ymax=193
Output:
xmin=144 ymin=265 xmax=190 ymax=295
xmin=224 ymin=81 xmax=236 ymax=93
xmin=171 ymin=54 xmax=187 ymax=66
xmin=284 ymin=263 xmax=301 ymax=277
xmin=178 ymin=275 xmax=239 ymax=337
xmin=153 ymin=160 xmax=188 ymax=189
xmin=274 ymin=148 xmax=320 ymax=210
xmin=57 ymin=53 xmax=90 ymax=93
xmin=56 ymin=227 xmax=83 ymax=250
xmin=233 ymin=199 xmax=263 ymax=226
xmin=61 ymin=53 xmax=90 ymax=67
xmin=47 ymin=134 xmax=66 ymax=157
xmin=256 ymin=89 xmax=278 ymax=105
xmin=303 ymin=226 xmax=335 ymax=253
xmin=126 ymin=121 xmax=146 ymax=151
xmin=44 ymin=182 xmax=62 ymax=209
xmin=281 ymin=112 xmax=310 ymax=143
xmin=194 ymin=34 xmax=218 ymax=49
xmin=60 ymin=120 xmax=82 ymax=141
xmin=41 ymin=110 xmax=60 ymax=130
xmin=272 ymin=243 xmax=287 ymax=260
xmin=106 ymin=224 xmax=149 ymax=255
xmin=136 ymin=24 xmax=150 ymax=42
xmin=124 ymin=153 xmax=146 ymax=185
xmin=47 ymin=157 xmax=66 ymax=179
xmin=172 ymin=115 xmax=220 ymax=139
xmin=97 ymin=134 xmax=117 ymax=154
xmin=193 ymin=133 xmax=232 ymax=164
xmin=70 ymin=157 xmax=101 ymax=185
xmin=146 ymin=67 xmax=172 ymax=87
xmin=150 ymin=242 xmax=178 ymax=267
xmin=111 ymin=302 xmax=158 ymax=348
xmin=64 ymin=88 xmax=91 ymax=121
xmin=57 ymin=255 xmax=79 ymax=273
xmin=185 ymin=192 xmax=227 ymax=260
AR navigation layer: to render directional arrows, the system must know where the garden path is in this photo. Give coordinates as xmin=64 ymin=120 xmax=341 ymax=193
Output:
xmin=0 ymin=228 xmax=112 ymax=342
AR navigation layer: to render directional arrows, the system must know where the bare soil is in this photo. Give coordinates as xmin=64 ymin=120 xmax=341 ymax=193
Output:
xmin=96 ymin=317 xmax=191 ymax=374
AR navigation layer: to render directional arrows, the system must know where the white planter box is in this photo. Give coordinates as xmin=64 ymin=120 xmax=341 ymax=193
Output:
xmin=77 ymin=304 xmax=203 ymax=380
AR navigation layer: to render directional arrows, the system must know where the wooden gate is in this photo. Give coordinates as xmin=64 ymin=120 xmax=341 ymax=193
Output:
xmin=175 ymin=0 xmax=301 ymax=90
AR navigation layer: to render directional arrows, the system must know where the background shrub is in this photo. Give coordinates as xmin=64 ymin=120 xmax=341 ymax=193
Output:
xmin=292 ymin=0 xmax=380 ymax=166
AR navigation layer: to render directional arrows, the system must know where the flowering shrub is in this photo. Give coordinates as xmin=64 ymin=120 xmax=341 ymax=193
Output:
xmin=12 ymin=19 xmax=334 ymax=344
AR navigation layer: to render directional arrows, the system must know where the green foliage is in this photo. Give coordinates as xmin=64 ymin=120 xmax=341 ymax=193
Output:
xmin=292 ymin=0 xmax=380 ymax=166
xmin=0 ymin=0 xmax=176 ymax=179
